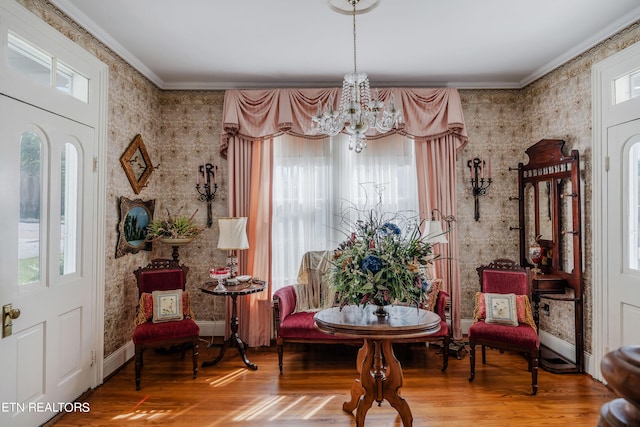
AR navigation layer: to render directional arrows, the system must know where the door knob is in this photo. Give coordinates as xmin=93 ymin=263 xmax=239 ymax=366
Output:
xmin=3 ymin=304 xmax=20 ymax=338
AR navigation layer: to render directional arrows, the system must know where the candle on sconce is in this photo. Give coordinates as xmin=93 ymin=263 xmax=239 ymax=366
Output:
xmin=196 ymin=164 xmax=200 ymax=185
xmin=481 ymin=157 xmax=484 ymax=179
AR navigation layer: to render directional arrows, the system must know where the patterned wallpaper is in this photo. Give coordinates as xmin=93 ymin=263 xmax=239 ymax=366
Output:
xmin=20 ymin=0 xmax=640 ymax=358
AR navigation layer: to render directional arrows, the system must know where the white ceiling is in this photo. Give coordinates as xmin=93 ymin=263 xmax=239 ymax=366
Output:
xmin=49 ymin=0 xmax=640 ymax=90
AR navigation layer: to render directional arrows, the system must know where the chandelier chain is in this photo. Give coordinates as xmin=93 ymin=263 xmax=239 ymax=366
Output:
xmin=352 ymin=0 xmax=357 ymax=73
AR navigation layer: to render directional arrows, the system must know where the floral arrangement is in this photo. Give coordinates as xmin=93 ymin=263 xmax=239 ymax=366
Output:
xmin=146 ymin=208 xmax=203 ymax=240
xmin=329 ymin=204 xmax=438 ymax=308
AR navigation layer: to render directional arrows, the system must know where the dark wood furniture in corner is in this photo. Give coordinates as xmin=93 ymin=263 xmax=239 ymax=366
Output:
xmin=132 ymin=258 xmax=200 ymax=390
xmin=516 ymin=139 xmax=584 ymax=373
xmin=200 ymin=280 xmax=265 ymax=370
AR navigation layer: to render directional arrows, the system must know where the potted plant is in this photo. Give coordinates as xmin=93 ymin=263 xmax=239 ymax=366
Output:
xmin=146 ymin=208 xmax=203 ymax=245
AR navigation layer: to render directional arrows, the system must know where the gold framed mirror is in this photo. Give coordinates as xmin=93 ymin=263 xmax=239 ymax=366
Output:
xmin=120 ymin=134 xmax=153 ymax=194
xmin=115 ymin=196 xmax=155 ymax=258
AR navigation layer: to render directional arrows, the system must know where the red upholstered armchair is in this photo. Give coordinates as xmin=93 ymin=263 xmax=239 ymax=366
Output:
xmin=132 ymin=259 xmax=200 ymax=390
xmin=468 ymin=259 xmax=540 ymax=395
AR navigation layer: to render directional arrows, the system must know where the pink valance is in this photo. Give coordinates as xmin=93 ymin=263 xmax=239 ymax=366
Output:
xmin=220 ymin=87 xmax=467 ymax=158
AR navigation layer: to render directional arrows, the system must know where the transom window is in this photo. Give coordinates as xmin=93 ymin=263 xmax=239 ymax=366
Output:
xmin=614 ymin=69 xmax=640 ymax=105
xmin=8 ymin=32 xmax=89 ymax=103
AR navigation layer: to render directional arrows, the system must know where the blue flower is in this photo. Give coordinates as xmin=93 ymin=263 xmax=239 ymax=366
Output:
xmin=362 ymin=255 xmax=383 ymax=274
xmin=381 ymin=222 xmax=401 ymax=235
xmin=419 ymin=276 xmax=432 ymax=293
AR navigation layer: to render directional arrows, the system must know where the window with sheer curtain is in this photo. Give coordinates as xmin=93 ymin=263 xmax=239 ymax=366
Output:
xmin=271 ymin=133 xmax=418 ymax=291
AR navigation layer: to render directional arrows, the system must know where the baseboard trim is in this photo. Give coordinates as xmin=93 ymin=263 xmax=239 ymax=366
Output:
xmin=103 ymin=341 xmax=134 ymax=380
xmin=102 ymin=320 xmax=226 ymax=381
xmin=197 ymin=320 xmax=226 ymax=338
xmin=539 ymin=330 xmax=593 ymax=375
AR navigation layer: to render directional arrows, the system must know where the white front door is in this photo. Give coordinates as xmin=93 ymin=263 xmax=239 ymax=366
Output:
xmin=606 ymin=119 xmax=640 ymax=351
xmin=0 ymin=95 xmax=95 ymax=426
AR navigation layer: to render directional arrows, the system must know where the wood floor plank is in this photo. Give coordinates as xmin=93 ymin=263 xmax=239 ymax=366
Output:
xmin=49 ymin=341 xmax=616 ymax=426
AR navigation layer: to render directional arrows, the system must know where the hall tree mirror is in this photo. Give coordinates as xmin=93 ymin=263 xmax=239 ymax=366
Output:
xmin=538 ymin=180 xmax=553 ymax=241
xmin=559 ymin=178 xmax=575 ymax=274
xmin=516 ymin=139 xmax=584 ymax=373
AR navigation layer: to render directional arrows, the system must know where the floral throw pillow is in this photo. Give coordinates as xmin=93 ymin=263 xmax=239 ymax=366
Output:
xmin=151 ymin=289 xmax=183 ymax=323
xmin=473 ymin=292 xmax=537 ymax=330
xmin=485 ymin=293 xmax=518 ymax=326
xmin=135 ymin=290 xmax=194 ymax=325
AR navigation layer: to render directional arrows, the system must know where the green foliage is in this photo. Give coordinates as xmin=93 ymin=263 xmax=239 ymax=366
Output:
xmin=146 ymin=208 xmax=203 ymax=240
xmin=329 ymin=204 xmax=438 ymax=308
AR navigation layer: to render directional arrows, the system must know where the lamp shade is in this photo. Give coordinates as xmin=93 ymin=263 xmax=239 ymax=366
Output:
xmin=425 ymin=220 xmax=448 ymax=244
xmin=217 ymin=217 xmax=249 ymax=250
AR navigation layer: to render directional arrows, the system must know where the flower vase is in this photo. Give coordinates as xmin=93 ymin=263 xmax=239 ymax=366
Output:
xmin=529 ymin=242 xmax=543 ymax=275
xmin=374 ymin=304 xmax=388 ymax=318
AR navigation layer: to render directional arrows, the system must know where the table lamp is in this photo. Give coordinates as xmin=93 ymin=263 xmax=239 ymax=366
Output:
xmin=217 ymin=217 xmax=249 ymax=278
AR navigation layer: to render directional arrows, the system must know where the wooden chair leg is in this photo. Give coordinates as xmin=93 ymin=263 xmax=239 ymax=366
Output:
xmin=192 ymin=342 xmax=199 ymax=379
xmin=135 ymin=347 xmax=143 ymax=390
xmin=441 ymin=335 xmax=450 ymax=372
xmin=277 ymin=339 xmax=284 ymax=374
xmin=481 ymin=345 xmax=487 ymax=364
xmin=469 ymin=341 xmax=475 ymax=382
xmin=531 ymin=353 xmax=539 ymax=395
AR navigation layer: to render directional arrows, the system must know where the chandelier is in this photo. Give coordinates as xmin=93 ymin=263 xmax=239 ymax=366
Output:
xmin=310 ymin=0 xmax=403 ymax=153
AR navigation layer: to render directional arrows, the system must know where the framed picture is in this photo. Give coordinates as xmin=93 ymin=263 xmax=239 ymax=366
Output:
xmin=120 ymin=134 xmax=154 ymax=194
xmin=115 ymin=196 xmax=155 ymax=258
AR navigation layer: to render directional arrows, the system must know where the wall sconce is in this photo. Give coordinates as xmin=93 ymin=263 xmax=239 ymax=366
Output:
xmin=196 ymin=162 xmax=218 ymax=228
xmin=467 ymin=157 xmax=492 ymax=221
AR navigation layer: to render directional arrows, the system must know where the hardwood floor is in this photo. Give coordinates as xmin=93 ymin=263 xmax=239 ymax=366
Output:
xmin=50 ymin=340 xmax=615 ymax=426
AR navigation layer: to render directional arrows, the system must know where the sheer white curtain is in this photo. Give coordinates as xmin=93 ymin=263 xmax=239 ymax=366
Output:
xmin=271 ymin=133 xmax=418 ymax=291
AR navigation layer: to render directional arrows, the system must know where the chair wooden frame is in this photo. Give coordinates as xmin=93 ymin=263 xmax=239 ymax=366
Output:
xmin=132 ymin=259 xmax=199 ymax=390
xmin=468 ymin=259 xmax=540 ymax=395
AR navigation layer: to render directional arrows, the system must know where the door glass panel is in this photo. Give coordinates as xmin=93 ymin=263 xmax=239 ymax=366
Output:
xmin=19 ymin=132 xmax=42 ymax=285
xmin=629 ymin=141 xmax=640 ymax=271
xmin=60 ymin=143 xmax=78 ymax=275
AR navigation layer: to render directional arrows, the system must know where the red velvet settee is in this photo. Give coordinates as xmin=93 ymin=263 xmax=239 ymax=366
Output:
xmin=272 ymin=283 xmax=450 ymax=374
